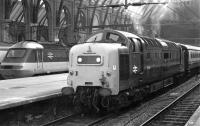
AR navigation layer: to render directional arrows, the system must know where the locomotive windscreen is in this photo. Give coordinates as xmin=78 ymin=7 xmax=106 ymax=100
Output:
xmin=6 ymin=49 xmax=26 ymax=58
xmin=3 ymin=49 xmax=27 ymax=63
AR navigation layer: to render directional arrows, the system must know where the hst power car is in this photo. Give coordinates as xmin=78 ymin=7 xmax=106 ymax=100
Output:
xmin=0 ymin=40 xmax=69 ymax=79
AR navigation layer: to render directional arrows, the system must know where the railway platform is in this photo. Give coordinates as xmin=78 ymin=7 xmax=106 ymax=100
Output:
xmin=185 ymin=106 xmax=200 ymax=126
xmin=0 ymin=73 xmax=68 ymax=110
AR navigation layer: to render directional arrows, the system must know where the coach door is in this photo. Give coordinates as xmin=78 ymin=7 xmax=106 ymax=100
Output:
xmin=36 ymin=49 xmax=43 ymax=73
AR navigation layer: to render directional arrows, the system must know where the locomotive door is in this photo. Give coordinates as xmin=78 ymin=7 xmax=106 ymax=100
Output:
xmin=36 ymin=49 xmax=43 ymax=73
xmin=162 ymin=50 xmax=170 ymax=78
xmin=129 ymin=38 xmax=143 ymax=86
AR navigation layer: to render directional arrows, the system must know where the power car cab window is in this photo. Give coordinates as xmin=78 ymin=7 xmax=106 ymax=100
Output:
xmin=3 ymin=48 xmax=27 ymax=62
xmin=6 ymin=49 xmax=26 ymax=58
xmin=86 ymin=33 xmax=103 ymax=42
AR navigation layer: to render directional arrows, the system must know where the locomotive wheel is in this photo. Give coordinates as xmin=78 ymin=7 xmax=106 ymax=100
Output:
xmin=117 ymin=93 xmax=129 ymax=107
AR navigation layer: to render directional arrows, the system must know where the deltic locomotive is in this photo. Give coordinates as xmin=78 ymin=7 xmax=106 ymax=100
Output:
xmin=62 ymin=30 xmax=200 ymax=112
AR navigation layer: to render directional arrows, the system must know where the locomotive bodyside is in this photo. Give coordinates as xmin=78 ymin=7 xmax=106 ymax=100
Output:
xmin=62 ymin=30 xmax=200 ymax=111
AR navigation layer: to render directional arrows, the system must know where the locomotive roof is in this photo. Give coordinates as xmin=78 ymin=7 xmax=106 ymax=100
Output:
xmin=180 ymin=43 xmax=200 ymax=50
xmin=115 ymin=30 xmax=140 ymax=38
xmin=11 ymin=41 xmax=44 ymax=49
xmin=85 ymin=30 xmax=181 ymax=49
xmin=10 ymin=41 xmax=66 ymax=49
xmin=85 ymin=30 xmax=140 ymax=42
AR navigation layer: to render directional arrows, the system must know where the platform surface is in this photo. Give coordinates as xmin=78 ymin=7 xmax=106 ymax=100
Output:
xmin=185 ymin=106 xmax=200 ymax=126
xmin=0 ymin=73 xmax=68 ymax=110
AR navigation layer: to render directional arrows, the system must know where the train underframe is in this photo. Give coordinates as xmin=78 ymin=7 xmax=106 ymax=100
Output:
xmin=72 ymin=69 xmax=200 ymax=113
xmin=73 ymin=86 xmax=131 ymax=113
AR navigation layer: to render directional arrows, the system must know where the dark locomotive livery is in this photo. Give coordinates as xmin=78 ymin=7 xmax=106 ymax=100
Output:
xmin=62 ymin=30 xmax=200 ymax=112
xmin=0 ymin=41 xmax=69 ymax=79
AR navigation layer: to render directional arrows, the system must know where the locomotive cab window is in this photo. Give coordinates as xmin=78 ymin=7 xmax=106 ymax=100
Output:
xmin=86 ymin=33 xmax=103 ymax=42
xmin=106 ymin=33 xmax=125 ymax=43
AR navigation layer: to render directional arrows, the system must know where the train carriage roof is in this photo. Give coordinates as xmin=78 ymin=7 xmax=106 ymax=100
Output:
xmin=180 ymin=43 xmax=200 ymax=51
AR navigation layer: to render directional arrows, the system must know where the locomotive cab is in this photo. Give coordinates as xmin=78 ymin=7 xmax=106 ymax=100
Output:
xmin=62 ymin=30 xmax=189 ymax=112
xmin=0 ymin=41 xmax=44 ymax=78
xmin=62 ymin=30 xmax=145 ymax=98
xmin=63 ymin=43 xmax=122 ymax=96
xmin=62 ymin=30 xmax=132 ymax=96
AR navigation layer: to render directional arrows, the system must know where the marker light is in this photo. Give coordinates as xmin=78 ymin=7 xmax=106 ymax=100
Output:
xmin=96 ymin=57 xmax=101 ymax=63
xmin=77 ymin=57 xmax=82 ymax=62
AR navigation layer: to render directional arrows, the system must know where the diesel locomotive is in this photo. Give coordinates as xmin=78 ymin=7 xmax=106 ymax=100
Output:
xmin=0 ymin=40 xmax=69 ymax=79
xmin=62 ymin=30 xmax=200 ymax=112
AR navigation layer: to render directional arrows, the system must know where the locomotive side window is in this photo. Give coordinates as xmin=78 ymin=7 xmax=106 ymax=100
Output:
xmin=86 ymin=33 xmax=103 ymax=42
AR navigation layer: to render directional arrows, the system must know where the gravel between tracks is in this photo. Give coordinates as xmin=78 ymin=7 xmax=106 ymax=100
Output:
xmin=98 ymin=77 xmax=200 ymax=126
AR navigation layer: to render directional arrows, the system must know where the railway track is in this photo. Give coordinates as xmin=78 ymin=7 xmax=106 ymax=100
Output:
xmin=140 ymin=81 xmax=200 ymax=126
xmin=39 ymin=113 xmax=81 ymax=126
xmin=40 ymin=112 xmax=115 ymax=126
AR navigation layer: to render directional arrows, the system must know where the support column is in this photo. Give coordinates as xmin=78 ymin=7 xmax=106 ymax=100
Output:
xmin=48 ymin=0 xmax=57 ymax=42
xmin=23 ymin=0 xmax=32 ymax=40
xmin=0 ymin=0 xmax=5 ymax=42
